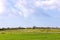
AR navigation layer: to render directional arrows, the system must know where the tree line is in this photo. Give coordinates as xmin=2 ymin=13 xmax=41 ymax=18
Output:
xmin=0 ymin=26 xmax=60 ymax=30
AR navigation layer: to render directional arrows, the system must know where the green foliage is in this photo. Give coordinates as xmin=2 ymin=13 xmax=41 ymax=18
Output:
xmin=0 ymin=29 xmax=60 ymax=40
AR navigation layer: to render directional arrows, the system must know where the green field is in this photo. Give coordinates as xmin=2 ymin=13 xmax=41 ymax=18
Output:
xmin=0 ymin=29 xmax=60 ymax=40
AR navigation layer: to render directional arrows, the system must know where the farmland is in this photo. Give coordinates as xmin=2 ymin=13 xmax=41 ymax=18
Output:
xmin=0 ymin=29 xmax=60 ymax=40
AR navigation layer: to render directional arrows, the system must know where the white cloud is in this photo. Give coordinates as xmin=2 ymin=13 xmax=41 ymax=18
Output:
xmin=0 ymin=0 xmax=5 ymax=14
xmin=0 ymin=0 xmax=60 ymax=17
xmin=34 ymin=0 xmax=60 ymax=10
xmin=14 ymin=0 xmax=34 ymax=17
xmin=14 ymin=0 xmax=60 ymax=17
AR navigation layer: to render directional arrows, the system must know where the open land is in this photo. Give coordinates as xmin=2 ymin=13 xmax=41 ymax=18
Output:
xmin=0 ymin=29 xmax=60 ymax=40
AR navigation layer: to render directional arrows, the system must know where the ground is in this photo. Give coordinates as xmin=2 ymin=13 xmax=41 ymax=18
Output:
xmin=0 ymin=29 xmax=60 ymax=40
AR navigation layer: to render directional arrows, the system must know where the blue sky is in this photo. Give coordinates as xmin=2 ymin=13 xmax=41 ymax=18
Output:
xmin=0 ymin=0 xmax=60 ymax=28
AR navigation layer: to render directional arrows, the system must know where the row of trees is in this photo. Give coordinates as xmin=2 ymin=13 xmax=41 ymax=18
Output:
xmin=0 ymin=26 xmax=60 ymax=30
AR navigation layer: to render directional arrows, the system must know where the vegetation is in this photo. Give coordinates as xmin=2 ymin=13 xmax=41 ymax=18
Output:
xmin=0 ymin=26 xmax=60 ymax=40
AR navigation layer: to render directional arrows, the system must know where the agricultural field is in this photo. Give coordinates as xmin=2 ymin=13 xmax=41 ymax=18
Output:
xmin=0 ymin=29 xmax=60 ymax=40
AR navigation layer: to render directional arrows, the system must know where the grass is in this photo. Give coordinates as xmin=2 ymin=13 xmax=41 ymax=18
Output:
xmin=0 ymin=29 xmax=60 ymax=40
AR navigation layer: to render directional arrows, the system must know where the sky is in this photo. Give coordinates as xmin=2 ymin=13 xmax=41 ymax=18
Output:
xmin=0 ymin=0 xmax=60 ymax=28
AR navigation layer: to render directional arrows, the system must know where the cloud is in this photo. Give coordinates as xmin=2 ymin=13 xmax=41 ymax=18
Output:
xmin=14 ymin=0 xmax=34 ymax=17
xmin=34 ymin=0 xmax=60 ymax=9
xmin=11 ymin=0 xmax=60 ymax=17
xmin=4 ymin=0 xmax=34 ymax=17
xmin=0 ymin=0 xmax=60 ymax=18
xmin=0 ymin=0 xmax=6 ymax=14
